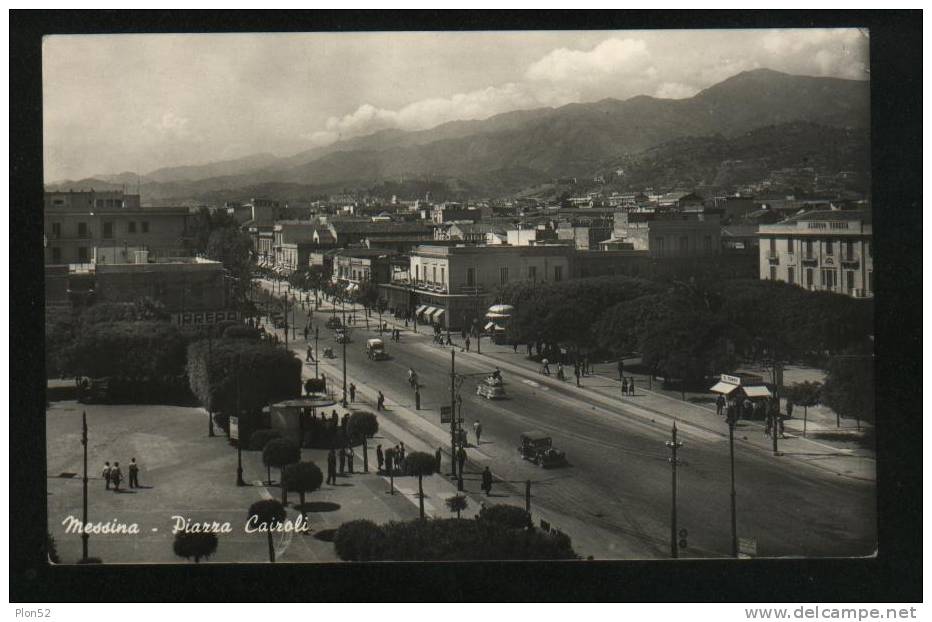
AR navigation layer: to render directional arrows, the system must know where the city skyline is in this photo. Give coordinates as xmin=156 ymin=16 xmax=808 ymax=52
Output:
xmin=43 ymin=29 xmax=869 ymax=182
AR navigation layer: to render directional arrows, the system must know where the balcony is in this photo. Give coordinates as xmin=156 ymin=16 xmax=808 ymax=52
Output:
xmin=784 ymin=252 xmax=797 ymax=267
xmin=840 ymin=253 xmax=860 ymax=268
xmin=801 ymin=254 xmax=818 ymax=266
xmin=767 ymin=251 xmax=779 ymax=264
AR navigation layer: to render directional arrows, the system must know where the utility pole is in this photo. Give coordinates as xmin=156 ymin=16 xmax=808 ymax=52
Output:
xmin=235 ymin=354 xmax=245 ymax=486
xmin=450 ymin=349 xmax=457 ymax=478
xmin=207 ymin=325 xmax=215 ymax=437
xmin=81 ymin=411 xmax=89 ymax=561
xmin=314 ymin=327 xmax=320 ymax=379
xmin=341 ymin=327 xmax=349 ymax=407
xmin=525 ymin=480 xmax=532 ymax=514
xmin=726 ymin=404 xmax=739 ymax=557
xmin=666 ymin=421 xmax=682 ymax=559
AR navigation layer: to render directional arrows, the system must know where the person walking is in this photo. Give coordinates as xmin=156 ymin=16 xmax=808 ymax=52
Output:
xmin=326 ymin=449 xmax=337 ymax=485
xmin=128 ymin=458 xmax=139 ymax=489
xmin=111 ymin=462 xmax=123 ymax=492
xmin=621 ymin=377 xmax=628 ymax=396
xmin=628 ymin=377 xmax=634 ymax=396
xmin=377 ymin=391 xmax=385 ymax=411
xmin=376 ymin=444 xmax=384 ymax=473
xmin=584 ymin=355 xmax=590 ymax=376
xmin=574 ymin=363 xmax=581 ymax=387
xmin=481 ymin=466 xmax=493 ymax=497
xmin=465 ymin=336 xmax=471 ymax=352
xmin=456 ymin=446 xmax=467 ymax=476
xmin=306 ymin=345 xmax=313 ymax=362
xmin=346 ymin=446 xmax=355 ymax=474
xmin=473 ymin=421 xmax=482 ymax=446
xmin=541 ymin=358 xmax=550 ymax=375
xmin=338 ymin=446 xmax=346 ymax=474
xmin=716 ymin=394 xmax=725 ymax=417
xmin=349 ymin=382 xmax=356 ymax=403
xmin=435 ymin=447 xmax=442 ymax=473
xmin=102 ymin=461 xmax=112 ymax=490
xmin=786 ymin=400 xmax=794 ymax=419
xmin=617 ymin=359 xmax=624 ymax=380
xmin=398 ymin=442 xmax=406 ymax=465
xmin=527 ymin=343 xmax=532 ymax=356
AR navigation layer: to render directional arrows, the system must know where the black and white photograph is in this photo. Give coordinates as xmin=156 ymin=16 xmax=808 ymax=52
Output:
xmin=9 ymin=10 xmax=923 ymax=606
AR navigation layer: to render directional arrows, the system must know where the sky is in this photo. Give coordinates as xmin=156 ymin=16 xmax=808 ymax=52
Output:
xmin=43 ymin=29 xmax=869 ymax=182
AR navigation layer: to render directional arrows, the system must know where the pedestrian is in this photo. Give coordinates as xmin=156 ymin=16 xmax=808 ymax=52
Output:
xmin=481 ymin=466 xmax=493 ymax=497
xmin=473 ymin=420 xmax=482 ymax=445
xmin=716 ymin=394 xmax=725 ymax=417
xmin=304 ymin=326 xmax=309 ymax=342
xmin=764 ymin=413 xmax=772 ymax=437
xmin=338 ymin=446 xmax=346 ymax=474
xmin=385 ymin=448 xmax=394 ymax=475
xmin=617 ymin=359 xmax=624 ymax=380
xmin=349 ymin=382 xmax=356 ymax=403
xmin=445 ymin=333 xmax=453 ymax=346
xmin=542 ymin=358 xmax=550 ymax=375
xmin=102 ymin=461 xmax=112 ymax=490
xmin=377 ymin=391 xmax=385 ymax=411
xmin=527 ymin=343 xmax=532 ymax=356
xmin=331 ymin=410 xmax=339 ymax=428
xmin=327 ymin=449 xmax=337 ymax=485
xmin=376 ymin=444 xmax=384 ymax=473
xmin=306 ymin=345 xmax=313 ymax=362
xmin=786 ymin=400 xmax=794 ymax=419
xmin=584 ymin=356 xmax=590 ymax=376
xmin=111 ymin=462 xmax=122 ymax=492
xmin=435 ymin=447 xmax=442 ymax=473
xmin=628 ymin=378 xmax=634 ymax=396
xmin=621 ymin=377 xmax=628 ymax=396
xmin=574 ymin=364 xmax=581 ymax=387
xmin=465 ymin=337 xmax=471 ymax=352
xmin=456 ymin=446 xmax=467 ymax=476
xmin=399 ymin=442 xmax=406 ymax=465
xmin=346 ymin=446 xmax=354 ymax=474
xmin=341 ymin=413 xmax=349 ymax=433
xmin=128 ymin=457 xmax=139 ymax=488
xmin=778 ymin=415 xmax=786 ymax=438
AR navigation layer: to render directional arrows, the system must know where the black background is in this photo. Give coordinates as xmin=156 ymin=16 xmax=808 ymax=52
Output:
xmin=10 ymin=10 xmax=922 ymax=603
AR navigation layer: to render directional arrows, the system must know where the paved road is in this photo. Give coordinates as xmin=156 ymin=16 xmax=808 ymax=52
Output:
xmin=284 ymin=289 xmax=876 ymax=559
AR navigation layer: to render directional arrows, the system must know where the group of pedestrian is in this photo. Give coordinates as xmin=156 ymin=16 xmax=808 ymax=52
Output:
xmin=388 ymin=328 xmax=402 ymax=342
xmin=102 ymin=458 xmax=140 ymax=491
xmin=621 ymin=377 xmax=635 ymax=396
xmin=375 ymin=442 xmax=407 ymax=475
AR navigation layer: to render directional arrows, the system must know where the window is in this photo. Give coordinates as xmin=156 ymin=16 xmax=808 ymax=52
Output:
xmin=867 ymin=240 xmax=872 ymax=258
xmin=868 ymin=271 xmax=873 ymax=293
xmin=845 ymin=240 xmax=855 ymax=261
xmin=500 ymin=267 xmax=509 ymax=285
xmin=141 ymin=221 xmax=149 ymax=233
xmin=51 ymin=247 xmax=61 ymax=263
xmin=769 ymin=266 xmax=777 ymax=281
xmin=432 ymin=266 xmax=437 ymax=283
xmin=78 ymin=247 xmax=89 ymax=262
xmin=805 ymin=239 xmax=814 ymax=257
xmin=51 ymin=222 xmax=61 ymax=239
xmin=440 ymin=267 xmax=445 ymax=284
xmin=103 ymin=221 xmax=114 ymax=239
xmin=466 ymin=268 xmax=475 ymax=287
xmin=703 ymin=236 xmax=711 ymax=251
xmin=528 ymin=266 xmax=537 ymax=282
xmin=846 ymin=270 xmax=855 ymax=292
xmin=95 ymin=199 xmax=104 ymax=208
xmin=805 ymin=268 xmax=814 ymax=288
xmin=78 ymin=222 xmax=88 ymax=238
xmin=824 ymin=239 xmax=833 ymax=255
xmin=787 ymin=267 xmax=795 ymax=285
xmin=415 ymin=265 xmax=420 ymax=281
xmin=128 ymin=221 xmax=136 ymax=233
xmin=554 ymin=266 xmax=563 ymax=282
xmin=769 ymin=237 xmax=776 ymax=253
xmin=821 ymin=268 xmax=837 ymax=290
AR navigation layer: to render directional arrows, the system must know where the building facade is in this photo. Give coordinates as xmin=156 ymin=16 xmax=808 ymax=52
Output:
xmin=758 ymin=210 xmax=873 ymax=298
xmin=612 ymin=212 xmax=721 ymax=258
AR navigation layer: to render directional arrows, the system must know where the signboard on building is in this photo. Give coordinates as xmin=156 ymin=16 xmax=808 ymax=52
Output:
xmin=229 ymin=416 xmax=239 ymax=441
xmin=440 ymin=406 xmax=453 ymax=424
xmin=721 ymin=374 xmax=742 ymax=385
xmin=172 ymin=310 xmax=240 ymax=326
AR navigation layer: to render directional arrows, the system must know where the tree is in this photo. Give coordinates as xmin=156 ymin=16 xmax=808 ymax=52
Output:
xmin=262 ymin=438 xmax=301 ymax=504
xmin=404 ymin=452 xmax=437 ymax=519
xmin=172 ymin=531 xmax=219 ymax=563
xmin=445 ymin=494 xmax=468 ymax=519
xmin=784 ymin=381 xmax=822 ymax=436
xmin=247 ymin=499 xmax=286 ymax=563
xmin=207 ymin=226 xmax=254 ymax=305
xmin=347 ymin=411 xmax=379 ymax=472
xmin=282 ymin=461 xmax=324 ymax=525
xmin=478 ymin=503 xmax=532 ymax=529
xmin=822 ymin=352 xmax=874 ymax=428
xmin=68 ymin=320 xmax=188 ymax=380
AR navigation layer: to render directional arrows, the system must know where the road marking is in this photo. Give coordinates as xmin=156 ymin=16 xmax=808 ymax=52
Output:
xmin=521 ymin=379 xmax=549 ymax=390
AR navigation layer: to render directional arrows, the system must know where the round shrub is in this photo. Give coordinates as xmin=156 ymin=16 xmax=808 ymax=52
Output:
xmin=334 ymin=520 xmax=386 ymax=561
xmin=248 ymin=429 xmax=282 ymax=451
xmin=478 ymin=504 xmax=532 ymax=530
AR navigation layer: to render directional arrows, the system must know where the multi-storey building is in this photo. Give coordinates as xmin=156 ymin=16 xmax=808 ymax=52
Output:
xmin=44 ymin=192 xmax=191 ymax=265
xmin=610 ymin=211 xmax=721 ymax=258
xmin=379 ymin=244 xmax=574 ymax=330
xmin=758 ymin=210 xmax=873 ymax=298
xmin=44 ymin=189 xmax=141 ymax=211
xmin=331 ymin=248 xmax=398 ymax=290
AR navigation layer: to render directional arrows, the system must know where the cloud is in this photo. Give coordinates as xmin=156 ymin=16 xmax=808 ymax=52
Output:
xmin=760 ymin=28 xmax=868 ymax=79
xmin=143 ymin=111 xmax=195 ymax=139
xmin=654 ymin=82 xmax=698 ymax=99
xmin=525 ymin=37 xmax=653 ymax=83
xmin=305 ymin=82 xmax=577 ymax=146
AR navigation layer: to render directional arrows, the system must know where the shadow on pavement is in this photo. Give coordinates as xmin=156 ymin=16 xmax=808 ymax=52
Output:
xmin=297 ymin=501 xmax=341 ymax=513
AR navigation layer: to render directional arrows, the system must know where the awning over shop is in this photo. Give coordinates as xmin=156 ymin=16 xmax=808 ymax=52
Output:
xmin=485 ymin=312 xmax=510 ymax=319
xmin=742 ymin=385 xmax=773 ymax=398
xmin=346 ymin=283 xmax=359 ymax=292
xmin=415 ymin=305 xmax=428 ymax=316
xmin=709 ymin=382 xmax=739 ymax=395
xmin=423 ymin=306 xmax=439 ymax=319
xmin=431 ymin=308 xmax=445 ymax=321
xmin=484 ymin=321 xmax=496 ymax=331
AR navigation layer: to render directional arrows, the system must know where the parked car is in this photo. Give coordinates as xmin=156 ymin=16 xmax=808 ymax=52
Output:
xmin=77 ymin=376 xmax=111 ymax=404
xmin=365 ymin=338 xmax=388 ymax=360
xmin=334 ymin=328 xmax=350 ymax=344
xmin=518 ymin=430 xmax=566 ymax=467
xmin=476 ymin=376 xmax=506 ymax=399
xmin=325 ymin=316 xmax=343 ymax=329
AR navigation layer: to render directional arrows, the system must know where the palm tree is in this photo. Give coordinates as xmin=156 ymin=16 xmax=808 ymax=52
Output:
xmin=347 ymin=411 xmax=379 ymax=472
xmin=445 ymin=494 xmax=468 ymax=519
xmin=282 ymin=461 xmax=323 ymax=526
xmin=404 ymin=451 xmax=437 ymax=519
xmin=262 ymin=438 xmax=301 ymax=505
xmin=173 ymin=531 xmax=218 ymax=563
xmin=247 ymin=499 xmax=286 ymax=563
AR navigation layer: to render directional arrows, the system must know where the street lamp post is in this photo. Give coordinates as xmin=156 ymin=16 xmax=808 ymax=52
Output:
xmin=726 ymin=405 xmax=739 ymax=557
xmin=314 ymin=327 xmax=320 ymax=379
xmin=235 ymin=354 xmax=245 ymax=486
xmin=80 ymin=411 xmax=89 ymax=560
xmin=666 ymin=421 xmax=682 ymax=559
xmin=341 ymin=327 xmax=350 ymax=407
xmin=207 ymin=325 xmax=215 ymax=437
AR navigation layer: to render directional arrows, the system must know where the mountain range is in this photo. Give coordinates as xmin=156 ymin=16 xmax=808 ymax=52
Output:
xmin=47 ymin=69 xmax=870 ymax=202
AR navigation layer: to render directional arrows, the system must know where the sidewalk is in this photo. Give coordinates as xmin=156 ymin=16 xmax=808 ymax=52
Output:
xmin=457 ymin=342 xmax=876 ymax=483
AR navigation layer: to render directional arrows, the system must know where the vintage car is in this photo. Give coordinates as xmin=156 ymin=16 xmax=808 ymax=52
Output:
xmin=271 ymin=312 xmax=286 ymax=329
xmin=334 ymin=328 xmax=350 ymax=344
xmin=518 ymin=430 xmax=566 ymax=467
xmin=476 ymin=376 xmax=506 ymax=399
xmin=325 ymin=316 xmax=343 ymax=329
xmin=77 ymin=376 xmax=111 ymax=404
xmin=365 ymin=338 xmax=388 ymax=360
